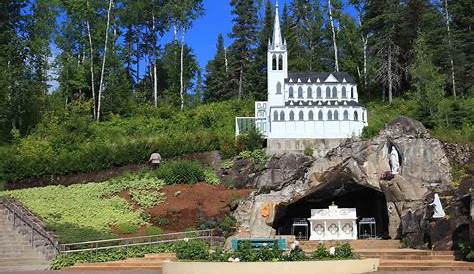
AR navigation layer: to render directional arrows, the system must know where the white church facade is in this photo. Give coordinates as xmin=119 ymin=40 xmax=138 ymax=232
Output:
xmin=237 ymin=3 xmax=368 ymax=154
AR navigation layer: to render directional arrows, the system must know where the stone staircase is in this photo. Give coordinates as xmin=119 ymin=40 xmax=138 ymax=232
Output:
xmin=0 ymin=209 xmax=50 ymax=272
xmin=65 ymin=253 xmax=176 ymax=271
xmin=300 ymin=240 xmax=474 ymax=272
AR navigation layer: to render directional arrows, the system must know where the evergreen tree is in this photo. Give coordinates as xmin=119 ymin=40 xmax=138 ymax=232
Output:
xmin=204 ymin=34 xmax=230 ymax=102
xmin=409 ymin=32 xmax=445 ymax=127
xmin=229 ymin=0 xmax=259 ymax=99
xmin=253 ymin=0 xmax=273 ymax=100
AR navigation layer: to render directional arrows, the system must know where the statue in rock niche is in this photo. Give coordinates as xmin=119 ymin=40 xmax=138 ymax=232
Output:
xmin=389 ymin=147 xmax=400 ymax=175
xmin=430 ymin=193 xmax=446 ymax=218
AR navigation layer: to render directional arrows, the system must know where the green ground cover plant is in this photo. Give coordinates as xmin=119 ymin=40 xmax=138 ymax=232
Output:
xmin=50 ymin=243 xmax=175 ymax=270
xmin=0 ymin=173 xmax=166 ymax=243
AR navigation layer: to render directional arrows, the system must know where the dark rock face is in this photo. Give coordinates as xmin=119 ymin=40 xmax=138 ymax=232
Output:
xmin=232 ymin=116 xmax=472 ymax=250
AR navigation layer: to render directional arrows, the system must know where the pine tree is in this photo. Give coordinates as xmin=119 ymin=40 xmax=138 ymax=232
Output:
xmin=253 ymin=0 xmax=273 ymax=100
xmin=204 ymin=34 xmax=230 ymax=102
xmin=229 ymin=0 xmax=259 ymax=99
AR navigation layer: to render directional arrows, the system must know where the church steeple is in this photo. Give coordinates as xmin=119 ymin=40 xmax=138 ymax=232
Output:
xmin=271 ymin=1 xmax=285 ymax=51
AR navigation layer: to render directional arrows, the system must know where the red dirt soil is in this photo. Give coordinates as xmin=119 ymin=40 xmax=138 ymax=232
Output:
xmin=146 ymin=183 xmax=251 ymax=232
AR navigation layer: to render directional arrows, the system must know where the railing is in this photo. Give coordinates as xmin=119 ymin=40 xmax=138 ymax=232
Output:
xmin=0 ymin=197 xmax=60 ymax=259
xmin=60 ymin=228 xmax=224 ymax=254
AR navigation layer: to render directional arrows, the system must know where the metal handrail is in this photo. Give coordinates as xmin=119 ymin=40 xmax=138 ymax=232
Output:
xmin=0 ymin=197 xmax=60 ymax=256
xmin=60 ymin=228 xmax=223 ymax=254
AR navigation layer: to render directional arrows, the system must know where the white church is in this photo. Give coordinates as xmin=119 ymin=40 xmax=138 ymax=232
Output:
xmin=236 ymin=3 xmax=368 ymax=154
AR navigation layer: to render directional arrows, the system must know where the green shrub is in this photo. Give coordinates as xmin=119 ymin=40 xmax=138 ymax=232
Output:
xmin=209 ymin=247 xmax=232 ymax=262
xmin=312 ymin=244 xmax=330 ymax=259
xmin=175 ymin=240 xmax=210 ymax=261
xmin=203 ymin=168 xmax=220 ymax=185
xmin=153 ymin=216 xmax=171 ymax=226
xmin=304 ymin=147 xmax=314 ymax=156
xmin=459 ymin=242 xmax=474 ymax=262
xmin=284 ymin=246 xmax=307 ymax=261
xmin=221 ymin=159 xmax=234 ymax=169
xmin=235 ymin=127 xmax=264 ymax=152
xmin=334 ymin=243 xmax=354 ymax=259
xmin=116 ymin=223 xmax=139 ymax=234
xmin=239 ymin=149 xmax=267 ymax=168
xmin=144 ymin=225 xmax=163 ymax=236
xmin=50 ymin=243 xmax=175 ymax=270
xmin=154 ymin=160 xmax=206 ymax=185
xmin=129 ymin=189 xmax=165 ymax=208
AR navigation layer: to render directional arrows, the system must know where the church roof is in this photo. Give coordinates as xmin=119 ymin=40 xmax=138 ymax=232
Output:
xmin=284 ymin=100 xmax=362 ymax=107
xmin=285 ymin=72 xmax=356 ymax=84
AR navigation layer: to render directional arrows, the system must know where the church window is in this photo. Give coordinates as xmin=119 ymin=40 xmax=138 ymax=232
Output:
xmin=328 ymin=110 xmax=333 ymax=120
xmin=326 ymin=87 xmax=331 ymax=98
xmin=332 ymin=87 xmax=337 ymax=99
xmin=298 ymin=87 xmax=303 ymax=98
xmin=342 ymin=86 xmax=347 ymax=98
xmin=289 ymin=111 xmax=295 ymax=121
xmin=258 ymin=110 xmax=265 ymax=117
xmin=273 ymin=111 xmax=279 ymax=121
xmin=299 ymin=111 xmax=304 ymax=120
xmin=289 ymin=87 xmax=294 ymax=98
xmin=343 ymin=110 xmax=349 ymax=120
xmin=317 ymin=87 xmax=322 ymax=98
xmin=351 ymin=87 xmax=354 ymax=98
xmin=318 ymin=110 xmax=323 ymax=120
xmin=307 ymin=87 xmax=313 ymax=98
xmin=272 ymin=55 xmax=277 ymax=70
xmin=278 ymin=54 xmax=283 ymax=70
xmin=276 ymin=82 xmax=282 ymax=94
xmin=280 ymin=111 xmax=285 ymax=121
xmin=354 ymin=111 xmax=359 ymax=121
xmin=309 ymin=111 xmax=314 ymax=120
xmin=334 ymin=110 xmax=339 ymax=120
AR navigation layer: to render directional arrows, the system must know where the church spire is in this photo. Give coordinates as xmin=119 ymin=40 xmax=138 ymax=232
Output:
xmin=271 ymin=1 xmax=284 ymax=50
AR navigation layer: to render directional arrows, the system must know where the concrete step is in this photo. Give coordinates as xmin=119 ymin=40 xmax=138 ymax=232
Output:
xmin=380 ymin=259 xmax=474 ymax=266
xmin=378 ymin=265 xmax=474 ymax=271
xmin=0 ymin=265 xmax=50 ymax=272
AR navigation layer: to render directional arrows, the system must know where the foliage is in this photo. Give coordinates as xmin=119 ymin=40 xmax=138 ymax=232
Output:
xmin=235 ymin=127 xmax=264 ymax=152
xmin=144 ymin=225 xmax=163 ymax=236
xmin=0 ymin=173 xmax=166 ymax=243
xmin=304 ymin=147 xmax=314 ymax=157
xmin=129 ymin=189 xmax=165 ymax=208
xmin=175 ymin=240 xmax=210 ymax=261
xmin=334 ymin=243 xmax=354 ymax=259
xmin=459 ymin=242 xmax=474 ymax=262
xmin=199 ymin=214 xmax=236 ymax=237
xmin=208 ymin=247 xmax=232 ymax=262
xmin=221 ymin=159 xmax=234 ymax=170
xmin=203 ymin=168 xmax=220 ymax=185
xmin=311 ymin=243 xmax=355 ymax=260
xmin=116 ymin=223 xmax=139 ymax=235
xmin=154 ymin=160 xmax=206 ymax=185
xmin=50 ymin=243 xmax=175 ymax=270
xmin=153 ymin=216 xmax=171 ymax=226
xmin=284 ymin=246 xmax=307 ymax=261
xmin=239 ymin=149 xmax=267 ymax=169
xmin=312 ymin=243 xmax=331 ymax=259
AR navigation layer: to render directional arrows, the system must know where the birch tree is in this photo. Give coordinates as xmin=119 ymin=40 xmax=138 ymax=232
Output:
xmin=96 ymin=0 xmax=114 ymax=121
xmin=442 ymin=0 xmax=456 ymax=98
xmin=85 ymin=0 xmax=97 ymax=119
xmin=328 ymin=0 xmax=339 ymax=72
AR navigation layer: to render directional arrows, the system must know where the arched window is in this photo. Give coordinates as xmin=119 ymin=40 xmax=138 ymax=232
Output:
xmin=272 ymin=54 xmax=277 ymax=71
xmin=326 ymin=87 xmax=331 ymax=98
xmin=351 ymin=87 xmax=354 ymax=98
xmin=342 ymin=86 xmax=347 ymax=98
xmin=307 ymin=87 xmax=313 ymax=98
xmin=334 ymin=110 xmax=339 ymax=120
xmin=327 ymin=110 xmax=333 ymax=120
xmin=273 ymin=111 xmax=279 ymax=121
xmin=278 ymin=54 xmax=283 ymax=70
xmin=289 ymin=87 xmax=294 ymax=98
xmin=276 ymin=82 xmax=282 ymax=94
xmin=280 ymin=111 xmax=285 ymax=121
xmin=298 ymin=87 xmax=303 ymax=98
xmin=318 ymin=110 xmax=323 ymax=120
xmin=343 ymin=110 xmax=349 ymax=120
xmin=258 ymin=110 xmax=265 ymax=117
xmin=332 ymin=87 xmax=337 ymax=98
xmin=354 ymin=111 xmax=359 ymax=121
xmin=317 ymin=87 xmax=322 ymax=98
xmin=308 ymin=110 xmax=314 ymax=120
xmin=299 ymin=111 xmax=304 ymax=120
xmin=289 ymin=111 xmax=295 ymax=121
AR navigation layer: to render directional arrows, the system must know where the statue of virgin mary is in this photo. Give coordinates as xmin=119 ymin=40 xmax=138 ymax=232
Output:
xmin=389 ymin=147 xmax=400 ymax=174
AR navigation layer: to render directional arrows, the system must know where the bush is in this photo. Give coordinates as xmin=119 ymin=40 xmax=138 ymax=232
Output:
xmin=459 ymin=242 xmax=474 ymax=262
xmin=154 ymin=160 xmax=206 ymax=185
xmin=116 ymin=223 xmax=139 ymax=235
xmin=284 ymin=246 xmax=307 ymax=261
xmin=144 ymin=225 xmax=163 ymax=236
xmin=239 ymin=149 xmax=267 ymax=169
xmin=304 ymin=147 xmax=314 ymax=157
xmin=50 ymin=243 xmax=175 ymax=270
xmin=312 ymin=243 xmax=330 ymax=260
xmin=334 ymin=243 xmax=354 ymax=259
xmin=203 ymin=168 xmax=220 ymax=185
xmin=235 ymin=127 xmax=264 ymax=152
xmin=175 ymin=240 xmax=210 ymax=261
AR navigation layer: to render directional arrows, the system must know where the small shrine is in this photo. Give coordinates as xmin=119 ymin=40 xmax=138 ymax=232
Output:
xmin=307 ymin=203 xmax=357 ymax=241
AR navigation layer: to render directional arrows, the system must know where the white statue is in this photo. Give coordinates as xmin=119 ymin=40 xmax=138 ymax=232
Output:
xmin=430 ymin=193 xmax=446 ymax=218
xmin=389 ymin=147 xmax=400 ymax=174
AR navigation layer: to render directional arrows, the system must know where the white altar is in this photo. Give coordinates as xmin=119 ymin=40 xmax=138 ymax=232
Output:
xmin=307 ymin=204 xmax=358 ymax=241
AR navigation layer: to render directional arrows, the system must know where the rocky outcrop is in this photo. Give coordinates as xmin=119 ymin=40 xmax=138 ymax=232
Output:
xmin=233 ymin=117 xmax=468 ymax=249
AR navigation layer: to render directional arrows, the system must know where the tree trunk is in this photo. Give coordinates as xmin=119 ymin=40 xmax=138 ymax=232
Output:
xmin=224 ymin=47 xmax=229 ymax=73
xmin=180 ymin=31 xmax=185 ymax=111
xmin=238 ymin=64 xmax=243 ymax=100
xmin=86 ymin=0 xmax=96 ymax=119
xmin=443 ymin=0 xmax=456 ymax=98
xmin=152 ymin=14 xmax=158 ymax=107
xmin=97 ymin=0 xmax=114 ymax=122
xmin=363 ymin=35 xmax=368 ymax=91
xmin=328 ymin=0 xmax=339 ymax=72
xmin=388 ymin=44 xmax=393 ymax=105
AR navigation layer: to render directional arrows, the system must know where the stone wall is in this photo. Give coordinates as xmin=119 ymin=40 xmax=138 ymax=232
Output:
xmin=267 ymin=138 xmax=344 ymax=157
